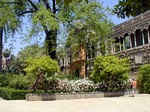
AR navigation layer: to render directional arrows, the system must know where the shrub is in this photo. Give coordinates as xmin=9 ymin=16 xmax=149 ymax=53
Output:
xmin=90 ymin=55 xmax=130 ymax=91
xmin=24 ymin=56 xmax=60 ymax=92
xmin=0 ymin=87 xmax=29 ymax=100
xmin=0 ymin=74 xmax=36 ymax=90
xmin=138 ymin=64 xmax=150 ymax=93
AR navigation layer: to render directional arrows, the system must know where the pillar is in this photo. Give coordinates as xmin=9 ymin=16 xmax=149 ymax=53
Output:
xmin=134 ymin=33 xmax=137 ymax=47
xmin=119 ymin=37 xmax=122 ymax=51
xmin=142 ymin=30 xmax=145 ymax=45
xmin=122 ymin=37 xmax=125 ymax=49
xmin=129 ymin=35 xmax=132 ymax=48
xmin=147 ymin=29 xmax=150 ymax=44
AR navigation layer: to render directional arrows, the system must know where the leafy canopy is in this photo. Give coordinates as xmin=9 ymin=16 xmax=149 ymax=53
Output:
xmin=138 ymin=64 xmax=150 ymax=93
xmin=113 ymin=0 xmax=150 ymax=18
xmin=63 ymin=1 xmax=113 ymax=55
xmin=91 ymin=55 xmax=130 ymax=83
xmin=24 ymin=56 xmax=59 ymax=77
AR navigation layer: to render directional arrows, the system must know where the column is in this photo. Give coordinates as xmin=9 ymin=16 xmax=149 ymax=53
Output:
xmin=129 ymin=35 xmax=132 ymax=48
xmin=134 ymin=33 xmax=137 ymax=47
xmin=119 ymin=37 xmax=122 ymax=51
xmin=147 ymin=29 xmax=150 ymax=44
xmin=122 ymin=37 xmax=125 ymax=50
xmin=97 ymin=41 xmax=101 ymax=56
xmin=105 ymin=40 xmax=108 ymax=54
xmin=113 ymin=43 xmax=115 ymax=53
xmin=142 ymin=31 xmax=145 ymax=45
xmin=111 ymin=40 xmax=113 ymax=53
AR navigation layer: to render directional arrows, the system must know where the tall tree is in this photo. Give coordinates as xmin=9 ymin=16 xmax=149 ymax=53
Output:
xmin=62 ymin=1 xmax=113 ymax=77
xmin=113 ymin=0 xmax=150 ymax=18
xmin=65 ymin=1 xmax=113 ymax=55
xmin=0 ymin=0 xmax=73 ymax=59
xmin=0 ymin=0 xmax=89 ymax=60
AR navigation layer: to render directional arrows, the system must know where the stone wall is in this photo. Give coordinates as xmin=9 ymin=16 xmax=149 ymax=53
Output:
xmin=115 ymin=44 xmax=150 ymax=78
xmin=26 ymin=92 xmax=124 ymax=101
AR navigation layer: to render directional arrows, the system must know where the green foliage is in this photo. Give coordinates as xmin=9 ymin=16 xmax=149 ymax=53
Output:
xmin=24 ymin=56 xmax=59 ymax=77
xmin=90 ymin=55 xmax=130 ymax=91
xmin=138 ymin=64 xmax=150 ymax=93
xmin=10 ymin=44 xmax=46 ymax=74
xmin=56 ymin=0 xmax=88 ymax=6
xmin=113 ymin=0 xmax=150 ymax=18
xmin=0 ymin=74 xmax=12 ymax=87
xmin=61 ymin=1 xmax=113 ymax=57
xmin=0 ymin=74 xmax=36 ymax=90
xmin=0 ymin=87 xmax=29 ymax=100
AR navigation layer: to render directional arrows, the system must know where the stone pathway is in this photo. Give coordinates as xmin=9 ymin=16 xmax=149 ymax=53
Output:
xmin=0 ymin=94 xmax=150 ymax=112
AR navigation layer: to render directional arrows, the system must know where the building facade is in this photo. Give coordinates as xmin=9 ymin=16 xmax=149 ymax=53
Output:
xmin=59 ymin=10 xmax=150 ymax=78
xmin=112 ymin=10 xmax=150 ymax=78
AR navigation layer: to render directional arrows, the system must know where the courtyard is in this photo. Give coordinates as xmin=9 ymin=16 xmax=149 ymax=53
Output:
xmin=0 ymin=94 xmax=150 ymax=112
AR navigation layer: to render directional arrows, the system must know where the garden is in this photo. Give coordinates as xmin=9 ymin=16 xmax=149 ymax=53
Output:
xmin=0 ymin=55 xmax=129 ymax=100
xmin=0 ymin=0 xmax=150 ymax=100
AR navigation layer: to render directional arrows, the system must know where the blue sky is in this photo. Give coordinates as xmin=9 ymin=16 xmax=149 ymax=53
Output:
xmin=4 ymin=0 xmax=129 ymax=56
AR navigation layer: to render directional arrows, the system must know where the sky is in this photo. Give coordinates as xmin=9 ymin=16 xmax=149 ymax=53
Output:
xmin=3 ymin=0 xmax=129 ymax=56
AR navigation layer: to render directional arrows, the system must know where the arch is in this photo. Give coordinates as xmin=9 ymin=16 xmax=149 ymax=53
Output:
xmin=143 ymin=29 xmax=149 ymax=44
xmin=60 ymin=66 xmax=65 ymax=73
xmin=74 ymin=68 xmax=80 ymax=78
xmin=135 ymin=29 xmax=143 ymax=46
xmin=130 ymin=33 xmax=135 ymax=48
xmin=124 ymin=33 xmax=130 ymax=49
xmin=115 ymin=37 xmax=120 ymax=52
xmin=120 ymin=37 xmax=124 ymax=50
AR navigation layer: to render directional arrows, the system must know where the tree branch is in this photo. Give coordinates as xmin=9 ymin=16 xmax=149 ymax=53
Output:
xmin=18 ymin=10 xmax=36 ymax=16
xmin=27 ymin=0 xmax=38 ymax=10
xmin=42 ymin=0 xmax=51 ymax=11
xmin=52 ymin=0 xmax=56 ymax=14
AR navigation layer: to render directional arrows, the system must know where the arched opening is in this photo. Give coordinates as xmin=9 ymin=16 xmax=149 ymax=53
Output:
xmin=61 ymin=66 xmax=65 ymax=73
xmin=75 ymin=69 xmax=80 ymax=78
xmin=130 ymin=33 xmax=135 ymax=48
xmin=135 ymin=29 xmax=143 ymax=46
xmin=124 ymin=34 xmax=130 ymax=49
xmin=115 ymin=37 xmax=120 ymax=52
xmin=143 ymin=29 xmax=149 ymax=44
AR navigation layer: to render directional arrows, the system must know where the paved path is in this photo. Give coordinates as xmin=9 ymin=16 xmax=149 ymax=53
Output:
xmin=0 ymin=94 xmax=150 ymax=112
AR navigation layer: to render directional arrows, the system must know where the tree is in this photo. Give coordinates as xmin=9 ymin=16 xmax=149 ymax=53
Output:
xmin=56 ymin=0 xmax=88 ymax=6
xmin=138 ymin=64 xmax=150 ymax=93
xmin=113 ymin=0 xmax=150 ymax=18
xmin=24 ymin=56 xmax=59 ymax=92
xmin=0 ymin=0 xmax=90 ymax=60
xmin=11 ymin=44 xmax=46 ymax=74
xmin=63 ymin=1 xmax=113 ymax=77
xmin=91 ymin=55 xmax=130 ymax=91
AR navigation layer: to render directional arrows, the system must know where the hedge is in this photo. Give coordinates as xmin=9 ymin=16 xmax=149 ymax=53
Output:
xmin=0 ymin=87 xmax=29 ymax=100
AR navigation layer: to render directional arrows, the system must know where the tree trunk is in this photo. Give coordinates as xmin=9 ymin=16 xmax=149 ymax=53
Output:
xmin=0 ymin=27 xmax=3 ymax=71
xmin=45 ymin=29 xmax=57 ymax=60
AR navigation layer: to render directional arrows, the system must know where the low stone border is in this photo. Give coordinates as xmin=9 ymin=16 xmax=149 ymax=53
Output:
xmin=26 ymin=92 xmax=124 ymax=101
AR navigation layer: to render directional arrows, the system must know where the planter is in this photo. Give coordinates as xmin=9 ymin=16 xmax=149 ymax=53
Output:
xmin=26 ymin=91 xmax=124 ymax=101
